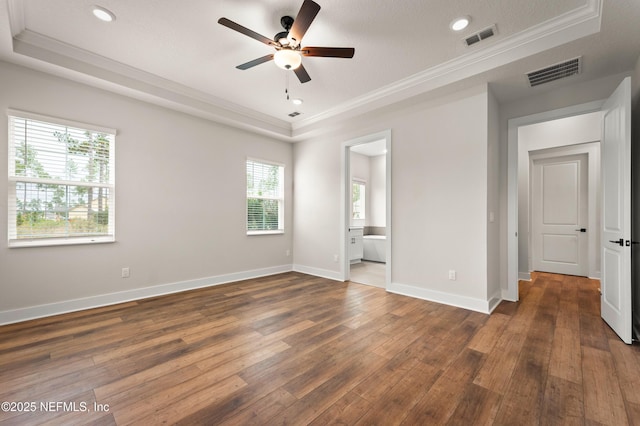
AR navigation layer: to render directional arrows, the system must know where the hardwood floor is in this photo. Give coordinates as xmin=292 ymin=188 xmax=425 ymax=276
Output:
xmin=1 ymin=271 xmax=639 ymax=425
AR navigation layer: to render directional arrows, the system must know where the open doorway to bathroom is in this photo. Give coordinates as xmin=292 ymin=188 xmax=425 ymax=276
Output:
xmin=342 ymin=130 xmax=391 ymax=288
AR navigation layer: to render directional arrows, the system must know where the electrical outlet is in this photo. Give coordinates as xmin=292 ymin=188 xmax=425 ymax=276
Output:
xmin=121 ymin=267 xmax=130 ymax=278
xmin=285 ymin=249 xmax=290 ymax=257
xmin=333 ymin=254 xmax=339 ymax=262
xmin=448 ymin=270 xmax=456 ymax=281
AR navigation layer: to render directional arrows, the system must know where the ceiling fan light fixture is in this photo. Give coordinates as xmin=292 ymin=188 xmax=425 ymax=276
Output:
xmin=92 ymin=6 xmax=116 ymax=22
xmin=274 ymin=49 xmax=302 ymax=70
xmin=450 ymin=16 xmax=470 ymax=31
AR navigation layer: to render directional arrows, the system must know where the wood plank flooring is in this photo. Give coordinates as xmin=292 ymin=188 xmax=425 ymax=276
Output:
xmin=0 ymin=271 xmax=639 ymax=425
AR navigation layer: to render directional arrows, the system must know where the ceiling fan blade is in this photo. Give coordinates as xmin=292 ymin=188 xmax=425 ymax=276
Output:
xmin=294 ymin=64 xmax=311 ymax=83
xmin=302 ymin=47 xmax=355 ymax=58
xmin=218 ymin=17 xmax=276 ymax=46
xmin=289 ymin=0 xmax=321 ymax=45
xmin=237 ymin=54 xmax=274 ymax=70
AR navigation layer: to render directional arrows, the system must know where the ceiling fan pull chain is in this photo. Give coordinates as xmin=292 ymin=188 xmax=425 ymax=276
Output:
xmin=285 ymin=73 xmax=290 ymax=100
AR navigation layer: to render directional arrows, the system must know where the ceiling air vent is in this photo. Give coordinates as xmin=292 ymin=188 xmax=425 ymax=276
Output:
xmin=527 ymin=57 xmax=582 ymax=87
xmin=464 ymin=25 xmax=497 ymax=47
xmin=288 ymin=111 xmax=301 ymax=117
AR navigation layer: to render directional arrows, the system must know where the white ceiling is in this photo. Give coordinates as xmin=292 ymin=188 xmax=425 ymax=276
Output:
xmin=1 ymin=0 xmax=639 ymax=141
xmin=351 ymin=139 xmax=386 ymax=157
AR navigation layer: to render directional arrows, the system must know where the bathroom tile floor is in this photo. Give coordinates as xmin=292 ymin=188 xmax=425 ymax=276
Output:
xmin=349 ymin=260 xmax=386 ymax=288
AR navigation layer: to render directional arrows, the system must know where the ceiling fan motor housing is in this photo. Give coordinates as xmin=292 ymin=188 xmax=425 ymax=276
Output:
xmin=281 ymin=16 xmax=294 ymax=30
xmin=275 ymin=16 xmax=295 ymax=44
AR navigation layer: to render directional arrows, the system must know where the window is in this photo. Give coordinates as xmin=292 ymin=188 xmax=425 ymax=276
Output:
xmin=8 ymin=110 xmax=116 ymax=247
xmin=352 ymin=180 xmax=366 ymax=219
xmin=246 ymin=159 xmax=284 ymax=234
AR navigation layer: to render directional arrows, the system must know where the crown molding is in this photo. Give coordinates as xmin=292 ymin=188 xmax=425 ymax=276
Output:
xmin=5 ymin=0 xmax=603 ymax=142
xmin=291 ymin=0 xmax=603 ymax=138
xmin=10 ymin=29 xmax=292 ymax=140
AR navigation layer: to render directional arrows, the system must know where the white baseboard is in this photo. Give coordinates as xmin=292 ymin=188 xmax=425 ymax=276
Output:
xmin=487 ymin=291 xmax=503 ymax=314
xmin=387 ymin=282 xmax=493 ymax=314
xmin=519 ymin=272 xmax=532 ymax=281
xmin=0 ymin=264 xmax=293 ymax=325
xmin=292 ymin=264 xmax=343 ymax=282
xmin=502 ymin=288 xmax=517 ymax=302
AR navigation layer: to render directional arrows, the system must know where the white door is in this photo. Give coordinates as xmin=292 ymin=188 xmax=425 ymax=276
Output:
xmin=601 ymin=77 xmax=632 ymax=344
xmin=531 ymin=154 xmax=588 ymax=276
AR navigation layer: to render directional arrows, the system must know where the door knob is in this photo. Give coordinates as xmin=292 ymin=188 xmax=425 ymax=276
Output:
xmin=575 ymin=228 xmax=587 ymax=232
xmin=609 ymin=238 xmax=624 ymax=246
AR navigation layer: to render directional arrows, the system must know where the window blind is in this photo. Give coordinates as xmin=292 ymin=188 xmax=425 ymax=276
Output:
xmin=246 ymin=159 xmax=284 ymax=233
xmin=8 ymin=112 xmax=116 ymax=246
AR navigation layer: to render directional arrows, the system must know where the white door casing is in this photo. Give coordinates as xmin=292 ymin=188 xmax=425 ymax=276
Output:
xmin=532 ymin=154 xmax=588 ymax=276
xmin=507 ymin=101 xmax=604 ymax=302
xmin=341 ymin=130 xmax=392 ymax=288
xmin=601 ymin=77 xmax=632 ymax=344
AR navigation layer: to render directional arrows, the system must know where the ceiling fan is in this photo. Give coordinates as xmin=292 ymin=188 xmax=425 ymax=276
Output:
xmin=218 ymin=0 xmax=355 ymax=84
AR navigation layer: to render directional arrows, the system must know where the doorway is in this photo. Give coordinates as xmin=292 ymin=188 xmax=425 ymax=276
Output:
xmin=507 ymin=77 xmax=632 ymax=344
xmin=529 ymin=143 xmax=600 ymax=278
xmin=341 ymin=130 xmax=392 ymax=288
xmin=506 ymin=102 xmax=604 ymax=301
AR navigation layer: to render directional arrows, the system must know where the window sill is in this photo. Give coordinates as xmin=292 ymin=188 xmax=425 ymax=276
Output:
xmin=247 ymin=230 xmax=285 ymax=236
xmin=9 ymin=236 xmax=115 ymax=248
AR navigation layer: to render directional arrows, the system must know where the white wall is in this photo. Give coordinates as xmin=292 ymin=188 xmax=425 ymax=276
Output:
xmin=294 ymin=85 xmax=494 ymax=312
xmin=369 ymin=154 xmax=386 ymax=227
xmin=0 ymin=61 xmax=293 ymax=323
xmin=350 ymin=151 xmax=369 ymax=227
xmin=517 ymin=112 xmax=602 ymax=278
xmin=487 ymin=88 xmax=500 ymax=302
xmin=349 ymin=151 xmax=386 ymax=228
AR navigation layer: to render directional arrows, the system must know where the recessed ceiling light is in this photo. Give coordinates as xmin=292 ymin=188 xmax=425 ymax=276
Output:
xmin=92 ymin=6 xmax=116 ymax=22
xmin=450 ymin=16 xmax=470 ymax=31
xmin=292 ymin=98 xmax=303 ymax=105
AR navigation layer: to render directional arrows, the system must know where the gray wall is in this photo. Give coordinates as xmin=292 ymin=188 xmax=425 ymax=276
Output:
xmin=349 ymin=151 xmax=370 ymax=227
xmin=369 ymin=154 xmax=386 ymax=227
xmin=487 ymin=88 xmax=501 ymax=301
xmin=294 ymin=85 xmax=496 ymax=312
xmin=349 ymin=151 xmax=386 ymax=228
xmin=0 ymin=61 xmax=293 ymax=320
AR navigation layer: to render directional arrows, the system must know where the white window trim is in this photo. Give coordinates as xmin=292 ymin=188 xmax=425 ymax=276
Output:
xmin=8 ymin=109 xmax=117 ymax=135
xmin=246 ymin=157 xmax=285 ymax=236
xmin=7 ymin=109 xmax=116 ymax=248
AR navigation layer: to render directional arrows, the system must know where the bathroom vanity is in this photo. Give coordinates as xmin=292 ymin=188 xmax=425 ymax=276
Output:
xmin=348 ymin=227 xmax=363 ymax=263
